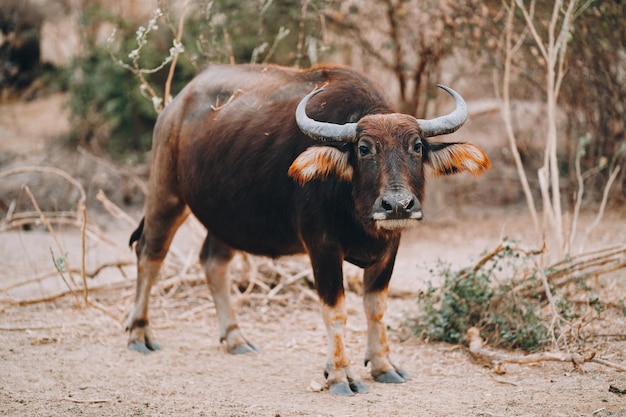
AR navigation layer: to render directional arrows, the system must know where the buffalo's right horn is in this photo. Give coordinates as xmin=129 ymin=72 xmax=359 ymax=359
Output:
xmin=295 ymin=89 xmax=358 ymax=143
xmin=416 ymin=85 xmax=468 ymax=137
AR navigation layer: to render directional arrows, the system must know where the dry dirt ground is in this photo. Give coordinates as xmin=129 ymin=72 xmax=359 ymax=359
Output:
xmin=1 ymin=94 xmax=626 ymax=417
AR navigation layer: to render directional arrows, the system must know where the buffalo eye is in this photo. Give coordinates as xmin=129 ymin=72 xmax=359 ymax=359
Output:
xmin=412 ymin=140 xmax=423 ymax=155
xmin=357 ymin=138 xmax=376 ymax=158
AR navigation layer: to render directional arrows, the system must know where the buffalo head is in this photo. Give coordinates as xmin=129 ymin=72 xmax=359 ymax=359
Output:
xmin=289 ymin=85 xmax=491 ymax=231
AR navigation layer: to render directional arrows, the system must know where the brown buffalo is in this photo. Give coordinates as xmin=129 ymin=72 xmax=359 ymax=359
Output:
xmin=127 ymin=63 xmax=490 ymax=396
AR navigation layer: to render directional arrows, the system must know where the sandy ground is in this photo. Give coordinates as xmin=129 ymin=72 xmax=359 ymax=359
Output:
xmin=1 ymin=94 xmax=626 ymax=417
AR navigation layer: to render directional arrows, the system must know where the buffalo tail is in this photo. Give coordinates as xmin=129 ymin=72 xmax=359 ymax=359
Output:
xmin=129 ymin=217 xmax=145 ymax=248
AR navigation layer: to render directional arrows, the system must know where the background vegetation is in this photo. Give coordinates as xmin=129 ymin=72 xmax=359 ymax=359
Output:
xmin=2 ymin=0 xmax=623 ymax=200
xmin=1 ymin=0 xmax=625 ymax=354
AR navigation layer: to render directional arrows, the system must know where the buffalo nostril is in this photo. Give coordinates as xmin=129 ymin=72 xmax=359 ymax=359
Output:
xmin=381 ymin=199 xmax=394 ymax=212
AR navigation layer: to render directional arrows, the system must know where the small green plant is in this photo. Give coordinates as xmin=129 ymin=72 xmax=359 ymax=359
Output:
xmin=411 ymin=242 xmax=551 ymax=351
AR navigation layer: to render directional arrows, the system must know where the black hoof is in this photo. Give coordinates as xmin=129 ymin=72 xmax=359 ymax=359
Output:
xmin=397 ymin=368 xmax=411 ymax=380
xmin=128 ymin=340 xmax=161 ymax=354
xmin=374 ymin=369 xmax=409 ymax=384
xmin=329 ymin=382 xmax=355 ymax=396
xmin=230 ymin=343 xmax=260 ymax=355
xmin=349 ymin=380 xmax=369 ymax=394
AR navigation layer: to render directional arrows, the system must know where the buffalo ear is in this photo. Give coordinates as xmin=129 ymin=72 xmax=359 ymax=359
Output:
xmin=288 ymin=146 xmax=353 ymax=185
xmin=426 ymin=142 xmax=491 ymax=176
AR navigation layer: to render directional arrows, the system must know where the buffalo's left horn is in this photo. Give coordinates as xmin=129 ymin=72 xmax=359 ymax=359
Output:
xmin=416 ymin=85 xmax=468 ymax=137
xmin=295 ymin=89 xmax=358 ymax=142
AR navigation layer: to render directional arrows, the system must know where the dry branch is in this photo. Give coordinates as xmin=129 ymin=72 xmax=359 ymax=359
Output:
xmin=460 ymin=240 xmax=546 ymax=281
xmin=163 ymin=0 xmax=188 ymax=107
xmin=0 ymin=260 xmax=132 ymax=294
xmin=466 ymin=327 xmax=626 ymax=372
xmin=295 ymin=0 xmax=312 ymax=67
xmin=499 ymin=0 xmax=540 ymax=240
xmin=158 ymin=273 xmax=204 ymax=294
xmin=1 ymin=215 xmax=83 ymax=232
xmin=579 ymin=165 xmax=622 ymax=252
xmin=77 ymin=147 xmax=148 ymax=195
xmin=460 ymin=238 xmax=624 ymax=354
xmin=510 ymin=243 xmax=626 ymax=298
xmin=22 ymin=185 xmax=80 ymax=299
xmin=96 ymin=189 xmax=137 ymax=226
xmin=267 ymin=267 xmax=313 ymax=299
xmin=64 ymin=398 xmax=111 ymax=404
xmin=0 ymin=322 xmax=94 ymax=331
xmin=0 ymin=166 xmax=133 ymax=323
xmin=0 ymin=166 xmax=86 ymax=201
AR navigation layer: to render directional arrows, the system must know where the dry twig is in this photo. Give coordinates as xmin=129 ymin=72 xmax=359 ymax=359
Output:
xmin=0 ymin=322 xmax=94 ymax=331
xmin=163 ymin=0 xmax=188 ymax=107
xmin=579 ymin=165 xmax=622 ymax=252
xmin=466 ymin=327 xmax=626 ymax=372
xmin=0 ymin=167 xmax=132 ymax=323
xmin=64 ymin=398 xmax=111 ymax=404
xmin=78 ymin=147 xmax=148 ymax=195
xmin=460 ymin=240 xmax=545 ymax=281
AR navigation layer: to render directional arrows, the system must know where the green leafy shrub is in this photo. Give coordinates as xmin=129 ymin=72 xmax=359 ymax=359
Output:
xmin=67 ymin=44 xmax=156 ymax=159
xmin=66 ymin=7 xmax=196 ymax=160
xmin=412 ymin=243 xmax=550 ymax=352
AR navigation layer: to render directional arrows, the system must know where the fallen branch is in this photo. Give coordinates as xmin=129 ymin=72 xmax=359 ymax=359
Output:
xmin=0 ymin=213 xmax=118 ymax=253
xmin=0 ymin=280 xmax=133 ymax=306
xmin=77 ymin=147 xmax=148 ymax=195
xmin=12 ymin=292 xmax=76 ymax=306
xmin=466 ymin=327 xmax=626 ymax=372
xmin=158 ymin=273 xmax=204 ymax=293
xmin=240 ymin=254 xmax=267 ymax=296
xmin=0 ymin=321 xmax=94 ymax=331
xmin=507 ymin=243 xmax=626 ymax=297
xmin=267 ymin=267 xmax=312 ymax=299
xmin=96 ymin=189 xmax=138 ymax=226
xmin=86 ymin=298 xmax=124 ymax=323
xmin=548 ymin=243 xmax=626 ymax=281
xmin=64 ymin=397 xmax=111 ymax=404
xmin=0 ymin=166 xmax=86 ymax=201
xmin=0 ymin=261 xmax=132 ymax=296
xmin=460 ymin=240 xmax=546 ymax=281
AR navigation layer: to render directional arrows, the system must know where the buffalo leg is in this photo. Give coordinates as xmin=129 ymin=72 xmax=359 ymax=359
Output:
xmin=126 ymin=206 xmax=190 ymax=354
xmin=363 ymin=290 xmax=410 ymax=383
xmin=362 ymin=240 xmax=410 ymax=383
xmin=200 ymin=235 xmax=259 ymax=354
xmin=310 ymin=249 xmax=368 ymax=396
xmin=321 ymin=293 xmax=369 ymax=396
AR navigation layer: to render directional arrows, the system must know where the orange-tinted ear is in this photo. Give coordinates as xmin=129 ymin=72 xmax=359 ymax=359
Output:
xmin=288 ymin=146 xmax=353 ymax=186
xmin=427 ymin=142 xmax=491 ymax=176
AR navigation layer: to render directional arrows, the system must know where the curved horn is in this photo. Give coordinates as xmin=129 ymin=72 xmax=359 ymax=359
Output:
xmin=295 ymin=88 xmax=358 ymax=142
xmin=416 ymin=84 xmax=467 ymax=137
